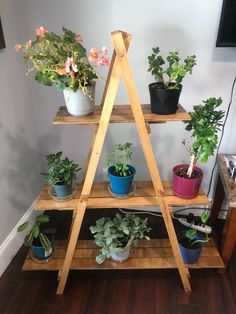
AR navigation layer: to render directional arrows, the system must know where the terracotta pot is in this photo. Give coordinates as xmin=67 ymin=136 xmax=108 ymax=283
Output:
xmin=173 ymin=164 xmax=203 ymax=199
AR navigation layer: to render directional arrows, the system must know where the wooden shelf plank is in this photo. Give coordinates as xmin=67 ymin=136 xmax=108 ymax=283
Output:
xmin=22 ymin=239 xmax=225 ymax=271
xmin=53 ymin=105 xmax=191 ymax=125
xmin=35 ymin=181 xmax=209 ymax=210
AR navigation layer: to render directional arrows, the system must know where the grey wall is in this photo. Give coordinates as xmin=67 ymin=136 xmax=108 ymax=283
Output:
xmin=0 ymin=0 xmax=236 ymax=244
xmin=0 ymin=0 xmax=43 ymax=245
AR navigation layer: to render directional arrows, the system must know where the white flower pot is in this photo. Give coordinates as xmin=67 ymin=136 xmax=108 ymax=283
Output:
xmin=111 ymin=239 xmax=132 ymax=263
xmin=63 ymin=83 xmax=95 ymax=117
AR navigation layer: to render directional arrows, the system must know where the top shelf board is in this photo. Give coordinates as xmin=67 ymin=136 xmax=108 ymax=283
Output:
xmin=53 ymin=104 xmax=191 ymax=125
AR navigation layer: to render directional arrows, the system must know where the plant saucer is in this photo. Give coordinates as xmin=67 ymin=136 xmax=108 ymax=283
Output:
xmin=108 ymin=183 xmax=136 ymax=199
xmin=48 ymin=184 xmax=77 ymax=202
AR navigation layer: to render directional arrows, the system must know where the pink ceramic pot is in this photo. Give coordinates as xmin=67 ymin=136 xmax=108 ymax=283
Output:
xmin=173 ymin=164 xmax=203 ymax=199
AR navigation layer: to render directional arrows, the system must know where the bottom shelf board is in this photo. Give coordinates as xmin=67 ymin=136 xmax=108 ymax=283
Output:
xmin=22 ymin=239 xmax=225 ymax=271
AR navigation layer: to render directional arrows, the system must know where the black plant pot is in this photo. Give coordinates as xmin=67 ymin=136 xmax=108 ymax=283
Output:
xmin=149 ymin=83 xmax=182 ymax=115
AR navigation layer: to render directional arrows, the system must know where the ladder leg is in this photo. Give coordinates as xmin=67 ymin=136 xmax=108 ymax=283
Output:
xmin=56 ymin=35 xmax=132 ymax=294
xmin=111 ymin=31 xmax=191 ymax=292
xmin=57 ymin=203 xmax=86 ymax=294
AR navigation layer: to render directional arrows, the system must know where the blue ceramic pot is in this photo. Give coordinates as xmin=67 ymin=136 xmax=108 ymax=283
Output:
xmin=108 ymin=165 xmax=136 ymax=195
xmin=178 ymin=230 xmax=203 ymax=264
xmin=53 ymin=183 xmax=73 ymax=197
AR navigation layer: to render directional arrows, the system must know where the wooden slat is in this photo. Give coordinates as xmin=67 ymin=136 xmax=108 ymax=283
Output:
xmin=35 ymin=181 xmax=209 ymax=210
xmin=22 ymin=239 xmax=225 ymax=271
xmin=52 ymin=105 xmax=190 ymax=125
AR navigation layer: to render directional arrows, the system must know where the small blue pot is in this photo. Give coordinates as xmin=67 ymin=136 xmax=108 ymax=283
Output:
xmin=178 ymin=230 xmax=203 ymax=264
xmin=108 ymin=165 xmax=136 ymax=195
xmin=53 ymin=183 xmax=72 ymax=197
xmin=31 ymin=236 xmax=55 ymax=260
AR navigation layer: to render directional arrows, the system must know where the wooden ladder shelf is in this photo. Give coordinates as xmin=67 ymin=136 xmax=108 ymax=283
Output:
xmin=24 ymin=30 xmax=224 ymax=294
xmin=55 ymin=30 xmax=191 ymax=294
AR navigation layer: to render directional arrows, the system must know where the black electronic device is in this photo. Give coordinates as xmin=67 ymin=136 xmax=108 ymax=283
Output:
xmin=216 ymin=0 xmax=236 ymax=47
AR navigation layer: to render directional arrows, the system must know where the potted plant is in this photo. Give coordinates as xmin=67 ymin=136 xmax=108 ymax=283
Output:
xmin=90 ymin=213 xmax=152 ymax=264
xmin=17 ymin=214 xmax=56 ymax=261
xmin=147 ymin=47 xmax=196 ymax=115
xmin=14 ymin=26 xmax=109 ymax=116
xmin=106 ymin=142 xmax=135 ymax=196
xmin=178 ymin=214 xmax=210 ymax=264
xmin=41 ymin=151 xmax=81 ymax=198
xmin=173 ymin=97 xmax=225 ymax=199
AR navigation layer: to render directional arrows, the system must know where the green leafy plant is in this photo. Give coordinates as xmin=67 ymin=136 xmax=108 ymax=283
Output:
xmin=17 ymin=214 xmax=56 ymax=251
xmin=41 ymin=151 xmax=81 ymax=185
xmin=90 ymin=213 xmax=152 ymax=264
xmin=183 ymin=97 xmax=225 ymax=177
xmin=182 ymin=214 xmax=210 ymax=248
xmin=148 ymin=47 xmax=196 ymax=89
xmin=14 ymin=26 xmax=109 ymax=96
xmin=106 ymin=142 xmax=133 ymax=176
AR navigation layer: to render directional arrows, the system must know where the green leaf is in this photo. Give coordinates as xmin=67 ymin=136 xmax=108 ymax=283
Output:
xmin=39 ymin=233 xmax=51 ymax=251
xmin=17 ymin=221 xmax=29 ymax=232
xmin=96 ymin=254 xmax=106 ymax=264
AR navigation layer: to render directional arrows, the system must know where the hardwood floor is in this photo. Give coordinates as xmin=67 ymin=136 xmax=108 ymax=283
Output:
xmin=0 ymin=210 xmax=235 ymax=314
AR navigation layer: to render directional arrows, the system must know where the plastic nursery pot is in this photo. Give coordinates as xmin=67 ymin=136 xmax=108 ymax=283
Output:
xmin=148 ymin=83 xmax=182 ymax=115
xmin=172 ymin=164 xmax=203 ymax=199
xmin=110 ymin=239 xmax=132 ymax=263
xmin=53 ymin=183 xmax=73 ymax=197
xmin=108 ymin=165 xmax=136 ymax=195
xmin=178 ymin=230 xmax=203 ymax=264
xmin=31 ymin=236 xmax=55 ymax=261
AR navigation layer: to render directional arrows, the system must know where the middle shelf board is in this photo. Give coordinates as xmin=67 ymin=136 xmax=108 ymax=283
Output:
xmin=22 ymin=238 xmax=225 ymax=271
xmin=53 ymin=105 xmax=191 ymax=125
xmin=35 ymin=180 xmax=209 ymax=210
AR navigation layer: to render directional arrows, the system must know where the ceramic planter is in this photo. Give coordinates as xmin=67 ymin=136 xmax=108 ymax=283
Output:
xmin=178 ymin=230 xmax=203 ymax=264
xmin=53 ymin=183 xmax=73 ymax=197
xmin=111 ymin=239 xmax=132 ymax=262
xmin=173 ymin=164 xmax=203 ymax=199
xmin=149 ymin=83 xmax=182 ymax=115
xmin=63 ymin=82 xmax=95 ymax=116
xmin=108 ymin=165 xmax=136 ymax=195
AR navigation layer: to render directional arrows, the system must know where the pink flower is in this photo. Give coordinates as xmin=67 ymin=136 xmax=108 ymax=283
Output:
xmin=25 ymin=40 xmax=32 ymax=49
xmin=69 ymin=70 xmax=75 ymax=79
xmin=101 ymin=46 xmax=108 ymax=54
xmin=65 ymin=57 xmax=78 ymax=73
xmin=14 ymin=44 xmax=21 ymax=52
xmin=75 ymin=34 xmax=83 ymax=43
xmin=89 ymin=48 xmax=99 ymax=59
xmin=56 ymin=67 xmax=67 ymax=75
xmin=97 ymin=57 xmax=110 ymax=66
xmin=35 ymin=26 xmax=48 ymax=37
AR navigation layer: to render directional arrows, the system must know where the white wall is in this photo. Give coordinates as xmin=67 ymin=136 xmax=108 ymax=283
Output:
xmin=22 ymin=0 xmax=236 ymax=195
xmin=0 ymin=0 xmax=43 ymax=245
xmin=1 ymin=0 xmax=236 ymax=246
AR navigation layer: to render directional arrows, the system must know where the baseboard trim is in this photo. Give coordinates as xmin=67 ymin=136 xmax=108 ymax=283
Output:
xmin=0 ymin=201 xmax=41 ymax=277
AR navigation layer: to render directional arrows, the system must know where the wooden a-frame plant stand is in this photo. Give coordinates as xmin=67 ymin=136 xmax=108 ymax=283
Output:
xmin=23 ymin=30 xmax=224 ymax=294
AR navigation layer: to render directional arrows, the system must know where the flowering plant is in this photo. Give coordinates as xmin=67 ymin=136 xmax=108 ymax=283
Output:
xmin=14 ymin=26 xmax=109 ymax=96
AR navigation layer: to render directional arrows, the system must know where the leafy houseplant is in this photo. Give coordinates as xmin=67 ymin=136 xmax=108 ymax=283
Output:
xmin=14 ymin=26 xmax=109 ymax=116
xmin=106 ymin=142 xmax=136 ymax=196
xmin=17 ymin=214 xmax=56 ymax=261
xmin=178 ymin=214 xmax=210 ymax=264
xmin=173 ymin=97 xmax=225 ymax=199
xmin=41 ymin=151 xmax=81 ymax=198
xmin=90 ymin=213 xmax=152 ymax=264
xmin=147 ymin=47 xmax=196 ymax=115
